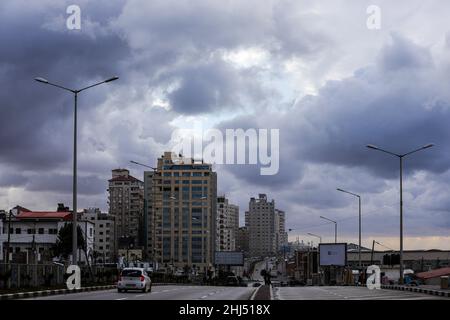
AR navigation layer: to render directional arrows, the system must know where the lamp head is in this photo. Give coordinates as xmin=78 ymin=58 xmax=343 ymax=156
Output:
xmin=35 ymin=77 xmax=49 ymax=84
xmin=104 ymin=76 xmax=119 ymax=83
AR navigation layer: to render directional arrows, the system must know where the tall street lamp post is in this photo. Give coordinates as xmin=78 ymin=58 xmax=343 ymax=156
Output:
xmin=320 ymin=216 xmax=337 ymax=243
xmin=366 ymin=143 xmax=434 ymax=284
xmin=35 ymin=76 xmax=119 ymax=265
xmin=337 ymin=188 xmax=362 ymax=269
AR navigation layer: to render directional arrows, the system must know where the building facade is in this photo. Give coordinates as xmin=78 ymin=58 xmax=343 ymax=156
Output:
xmin=216 ymin=195 xmax=239 ymax=252
xmin=146 ymin=152 xmax=217 ymax=272
xmin=0 ymin=207 xmax=94 ymax=264
xmin=108 ymin=169 xmax=144 ymax=261
xmin=246 ymin=194 xmax=285 ymax=257
xmin=236 ymin=227 xmax=249 ymax=254
xmin=275 ymin=209 xmax=288 ymax=251
xmin=82 ymin=208 xmax=115 ymax=263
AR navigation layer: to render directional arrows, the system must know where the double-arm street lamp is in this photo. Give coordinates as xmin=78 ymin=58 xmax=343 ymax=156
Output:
xmin=337 ymin=188 xmax=362 ymax=269
xmin=35 ymin=76 xmax=119 ymax=265
xmin=366 ymin=143 xmax=434 ymax=284
xmin=319 ymin=216 xmax=337 ymax=243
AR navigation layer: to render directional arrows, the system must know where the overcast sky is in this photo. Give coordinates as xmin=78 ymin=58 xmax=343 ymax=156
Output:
xmin=1 ymin=0 xmax=449 ymax=250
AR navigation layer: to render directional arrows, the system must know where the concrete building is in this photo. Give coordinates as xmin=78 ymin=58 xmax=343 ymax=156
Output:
xmin=236 ymin=227 xmax=249 ymax=255
xmin=245 ymin=194 xmax=281 ymax=257
xmin=146 ymin=152 xmax=217 ymax=272
xmin=0 ymin=206 xmax=94 ymax=264
xmin=82 ymin=208 xmax=115 ymax=263
xmin=216 ymin=195 xmax=239 ymax=252
xmin=108 ymin=169 xmax=144 ymax=260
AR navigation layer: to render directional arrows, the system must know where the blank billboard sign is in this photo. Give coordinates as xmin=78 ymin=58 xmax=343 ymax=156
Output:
xmin=319 ymin=243 xmax=347 ymax=266
xmin=214 ymin=251 xmax=244 ymax=266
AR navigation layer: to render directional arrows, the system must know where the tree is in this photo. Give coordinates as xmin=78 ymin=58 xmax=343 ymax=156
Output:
xmin=52 ymin=223 xmax=86 ymax=260
xmin=52 ymin=223 xmax=94 ymax=281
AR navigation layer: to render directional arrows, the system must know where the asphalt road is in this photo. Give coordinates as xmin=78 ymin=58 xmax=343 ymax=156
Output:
xmin=23 ymin=285 xmax=256 ymax=300
xmin=273 ymin=286 xmax=449 ymax=300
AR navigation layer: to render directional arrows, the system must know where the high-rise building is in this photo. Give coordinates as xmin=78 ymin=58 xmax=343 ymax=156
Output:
xmin=82 ymin=208 xmax=115 ymax=263
xmin=108 ymin=169 xmax=144 ymax=260
xmin=216 ymin=195 xmax=239 ymax=252
xmin=147 ymin=152 xmax=217 ymax=272
xmin=245 ymin=194 xmax=285 ymax=257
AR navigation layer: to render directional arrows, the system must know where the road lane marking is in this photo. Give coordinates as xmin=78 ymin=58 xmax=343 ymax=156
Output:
xmin=115 ymin=297 xmax=128 ymax=300
xmin=135 ymin=294 xmax=145 ymax=297
xmin=200 ymin=295 xmax=208 ymax=299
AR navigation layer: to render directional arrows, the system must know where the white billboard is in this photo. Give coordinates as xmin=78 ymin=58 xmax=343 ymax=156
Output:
xmin=319 ymin=243 xmax=347 ymax=266
xmin=214 ymin=251 xmax=244 ymax=266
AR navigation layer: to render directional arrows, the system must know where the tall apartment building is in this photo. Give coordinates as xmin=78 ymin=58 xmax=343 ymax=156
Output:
xmin=146 ymin=152 xmax=217 ymax=272
xmin=108 ymin=169 xmax=144 ymax=260
xmin=216 ymin=196 xmax=239 ymax=252
xmin=82 ymin=208 xmax=115 ymax=263
xmin=245 ymin=194 xmax=286 ymax=257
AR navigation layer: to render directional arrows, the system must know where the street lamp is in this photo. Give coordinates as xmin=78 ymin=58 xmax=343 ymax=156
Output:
xmin=337 ymin=188 xmax=362 ymax=269
xmin=320 ymin=216 xmax=337 ymax=243
xmin=35 ymin=76 xmax=118 ymax=265
xmin=307 ymin=232 xmax=322 ymax=244
xmin=366 ymin=143 xmax=434 ymax=284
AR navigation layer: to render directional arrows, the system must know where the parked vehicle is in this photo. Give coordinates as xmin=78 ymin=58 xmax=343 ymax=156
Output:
xmin=117 ymin=268 xmax=152 ymax=293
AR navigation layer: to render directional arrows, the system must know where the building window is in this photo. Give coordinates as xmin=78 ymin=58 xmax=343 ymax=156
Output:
xmin=15 ymin=228 xmax=21 ymax=234
xmin=27 ymin=229 xmax=36 ymax=234
xmin=38 ymin=228 xmax=44 ymax=234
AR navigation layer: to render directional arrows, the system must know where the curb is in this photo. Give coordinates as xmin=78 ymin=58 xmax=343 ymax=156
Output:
xmin=0 ymin=285 xmax=116 ymax=300
xmin=381 ymin=284 xmax=450 ymax=298
xmin=353 ymin=283 xmax=450 ymax=298
xmin=249 ymin=287 xmax=259 ymax=300
xmin=249 ymin=285 xmax=261 ymax=300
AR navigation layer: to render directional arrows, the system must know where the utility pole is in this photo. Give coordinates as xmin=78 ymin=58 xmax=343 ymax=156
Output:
xmin=6 ymin=210 xmax=12 ymax=264
xmin=370 ymin=240 xmax=375 ymax=265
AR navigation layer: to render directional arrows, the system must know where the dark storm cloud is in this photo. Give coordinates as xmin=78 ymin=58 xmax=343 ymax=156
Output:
xmin=215 ymin=34 xmax=450 ymax=237
xmin=285 ymin=34 xmax=450 ymax=178
xmin=167 ymin=60 xmax=242 ymax=114
xmin=0 ymin=1 xmax=130 ymax=171
xmin=25 ymin=173 xmax=105 ymax=195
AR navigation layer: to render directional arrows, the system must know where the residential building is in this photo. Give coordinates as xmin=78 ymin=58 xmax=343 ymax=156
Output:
xmin=0 ymin=206 xmax=94 ymax=264
xmin=148 ymin=152 xmax=217 ymax=272
xmin=144 ymin=170 xmax=156 ymax=262
xmin=108 ymin=169 xmax=144 ymax=260
xmin=82 ymin=208 xmax=115 ymax=263
xmin=246 ymin=194 xmax=285 ymax=257
xmin=216 ymin=195 xmax=239 ymax=252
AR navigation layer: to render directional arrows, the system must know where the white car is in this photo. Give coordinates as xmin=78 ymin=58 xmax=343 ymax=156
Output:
xmin=117 ymin=268 xmax=152 ymax=293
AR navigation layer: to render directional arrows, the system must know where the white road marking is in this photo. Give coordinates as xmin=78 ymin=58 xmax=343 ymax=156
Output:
xmin=201 ymin=295 xmax=208 ymax=299
xmin=115 ymin=297 xmax=128 ymax=300
xmin=135 ymin=294 xmax=145 ymax=297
